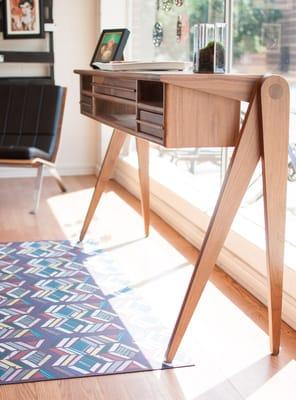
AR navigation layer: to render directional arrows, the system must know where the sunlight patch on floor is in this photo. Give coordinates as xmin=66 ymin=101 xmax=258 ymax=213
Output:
xmin=247 ymin=360 xmax=296 ymax=399
xmin=42 ymin=180 xmax=296 ymax=399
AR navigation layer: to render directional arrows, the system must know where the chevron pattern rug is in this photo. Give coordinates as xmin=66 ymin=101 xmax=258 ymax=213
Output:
xmin=0 ymin=240 xmax=189 ymax=385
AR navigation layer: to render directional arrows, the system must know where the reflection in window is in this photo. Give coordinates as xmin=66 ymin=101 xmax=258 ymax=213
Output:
xmin=122 ymin=0 xmax=296 ymax=270
xmin=232 ymin=0 xmax=295 ymax=77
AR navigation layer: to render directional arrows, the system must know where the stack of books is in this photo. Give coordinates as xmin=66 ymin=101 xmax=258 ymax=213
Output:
xmin=92 ymin=60 xmax=189 ymax=71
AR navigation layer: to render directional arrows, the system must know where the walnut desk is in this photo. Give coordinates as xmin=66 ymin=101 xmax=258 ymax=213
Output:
xmin=74 ymin=69 xmax=289 ymax=362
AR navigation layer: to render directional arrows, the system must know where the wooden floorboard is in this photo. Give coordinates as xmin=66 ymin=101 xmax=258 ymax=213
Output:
xmin=0 ymin=176 xmax=295 ymax=400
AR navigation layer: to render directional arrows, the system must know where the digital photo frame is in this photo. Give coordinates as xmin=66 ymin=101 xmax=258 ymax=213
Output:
xmin=90 ymin=28 xmax=130 ymax=68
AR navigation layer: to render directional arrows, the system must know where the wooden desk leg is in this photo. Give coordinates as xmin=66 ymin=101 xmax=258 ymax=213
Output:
xmin=136 ymin=138 xmax=150 ymax=236
xmin=165 ymin=92 xmax=262 ymax=363
xmin=79 ymin=129 xmax=127 ymax=241
xmin=260 ymin=76 xmax=289 ymax=354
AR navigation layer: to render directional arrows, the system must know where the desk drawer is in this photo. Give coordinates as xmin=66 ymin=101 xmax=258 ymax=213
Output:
xmin=80 ymin=93 xmax=93 ymax=114
xmin=81 ymin=94 xmax=92 ymax=105
xmin=93 ymin=85 xmax=136 ymax=101
xmin=93 ymin=77 xmax=137 ymax=102
xmin=139 ymin=110 xmax=163 ymax=125
xmin=94 ymin=77 xmax=137 ymax=90
xmin=138 ymin=121 xmax=164 ymax=140
xmin=80 ymin=102 xmax=93 ymax=115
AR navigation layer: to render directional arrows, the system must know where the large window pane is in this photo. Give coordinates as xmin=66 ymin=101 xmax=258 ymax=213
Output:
xmin=232 ymin=0 xmax=295 ymax=77
xmin=120 ymin=0 xmax=296 ymax=271
xmin=232 ymin=0 xmax=296 ymax=270
xmin=131 ymin=0 xmax=224 ymax=61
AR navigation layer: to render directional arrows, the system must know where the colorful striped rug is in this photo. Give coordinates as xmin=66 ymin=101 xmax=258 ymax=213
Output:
xmin=0 ymin=240 xmax=190 ymax=385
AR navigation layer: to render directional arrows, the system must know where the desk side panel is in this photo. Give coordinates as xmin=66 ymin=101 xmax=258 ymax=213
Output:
xmin=164 ymin=84 xmax=240 ymax=148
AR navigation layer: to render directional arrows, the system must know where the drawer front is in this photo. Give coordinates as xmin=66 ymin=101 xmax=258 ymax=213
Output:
xmin=139 ymin=110 xmax=163 ymax=125
xmin=138 ymin=122 xmax=164 ymax=139
xmin=81 ymin=94 xmax=92 ymax=105
xmin=94 ymin=77 xmax=137 ymax=90
xmin=94 ymin=85 xmax=136 ymax=101
xmin=80 ymin=103 xmax=92 ymax=115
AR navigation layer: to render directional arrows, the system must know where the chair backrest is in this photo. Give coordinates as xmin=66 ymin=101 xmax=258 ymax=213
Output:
xmin=0 ymin=84 xmax=66 ymax=162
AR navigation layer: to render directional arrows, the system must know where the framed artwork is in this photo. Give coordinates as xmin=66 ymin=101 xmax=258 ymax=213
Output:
xmin=90 ymin=29 xmax=130 ymax=67
xmin=3 ymin=0 xmax=44 ymax=39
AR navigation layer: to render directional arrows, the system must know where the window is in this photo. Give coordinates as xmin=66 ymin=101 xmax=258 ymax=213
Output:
xmin=231 ymin=0 xmax=296 ymax=271
xmin=100 ymin=0 xmax=296 ymax=327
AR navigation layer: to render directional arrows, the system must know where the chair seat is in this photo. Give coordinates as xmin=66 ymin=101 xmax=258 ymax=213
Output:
xmin=0 ymin=146 xmax=50 ymax=161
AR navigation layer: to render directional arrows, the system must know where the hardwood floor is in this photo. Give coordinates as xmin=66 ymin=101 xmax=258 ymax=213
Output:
xmin=0 ymin=175 xmax=295 ymax=400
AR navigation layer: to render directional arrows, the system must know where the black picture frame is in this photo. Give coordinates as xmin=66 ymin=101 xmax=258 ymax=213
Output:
xmin=90 ymin=28 xmax=130 ymax=68
xmin=3 ymin=0 xmax=44 ymax=39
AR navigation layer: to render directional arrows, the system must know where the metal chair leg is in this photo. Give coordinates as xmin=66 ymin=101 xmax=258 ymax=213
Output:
xmin=220 ymin=148 xmax=229 ymax=184
xmin=30 ymin=164 xmax=44 ymax=214
xmin=49 ymin=167 xmax=67 ymax=193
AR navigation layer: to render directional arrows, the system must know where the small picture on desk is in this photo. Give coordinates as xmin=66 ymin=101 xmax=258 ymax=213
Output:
xmin=90 ymin=29 xmax=130 ymax=67
xmin=3 ymin=0 xmax=44 ymax=39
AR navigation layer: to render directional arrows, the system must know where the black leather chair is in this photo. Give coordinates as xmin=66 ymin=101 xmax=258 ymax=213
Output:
xmin=0 ymin=84 xmax=67 ymax=213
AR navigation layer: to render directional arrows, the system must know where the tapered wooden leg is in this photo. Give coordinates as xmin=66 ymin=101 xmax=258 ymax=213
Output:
xmin=165 ymin=91 xmax=262 ymax=363
xmin=260 ymin=76 xmax=289 ymax=354
xmin=136 ymin=138 xmax=150 ymax=236
xmin=79 ymin=129 xmax=127 ymax=241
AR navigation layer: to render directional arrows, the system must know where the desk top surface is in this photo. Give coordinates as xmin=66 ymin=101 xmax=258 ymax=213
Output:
xmin=74 ymin=69 xmax=261 ymax=82
xmin=74 ymin=69 xmax=266 ymax=102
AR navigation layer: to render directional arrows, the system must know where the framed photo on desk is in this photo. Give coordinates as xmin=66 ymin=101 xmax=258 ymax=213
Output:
xmin=90 ymin=28 xmax=130 ymax=67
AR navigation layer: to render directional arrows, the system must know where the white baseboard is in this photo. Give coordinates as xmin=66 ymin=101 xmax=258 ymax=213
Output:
xmin=56 ymin=166 xmax=97 ymax=176
xmin=0 ymin=165 xmax=96 ymax=178
xmin=114 ymin=159 xmax=296 ymax=331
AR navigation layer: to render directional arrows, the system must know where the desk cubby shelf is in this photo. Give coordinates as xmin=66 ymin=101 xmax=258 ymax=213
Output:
xmin=79 ymin=71 xmax=166 ymax=145
xmin=76 ymin=70 xmax=243 ymax=147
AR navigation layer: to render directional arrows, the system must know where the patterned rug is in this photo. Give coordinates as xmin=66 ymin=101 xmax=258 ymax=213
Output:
xmin=0 ymin=240 xmax=190 ymax=385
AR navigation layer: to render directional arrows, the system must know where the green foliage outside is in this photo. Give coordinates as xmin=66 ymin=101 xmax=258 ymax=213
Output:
xmin=154 ymin=0 xmax=283 ymax=63
xmin=233 ymin=0 xmax=282 ymax=60
xmin=184 ymin=0 xmax=282 ymax=61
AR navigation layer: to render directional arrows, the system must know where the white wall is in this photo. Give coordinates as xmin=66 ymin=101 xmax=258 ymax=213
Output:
xmin=0 ymin=0 xmax=100 ymax=177
xmin=53 ymin=0 xmax=99 ymax=175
